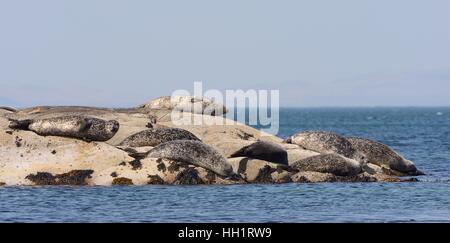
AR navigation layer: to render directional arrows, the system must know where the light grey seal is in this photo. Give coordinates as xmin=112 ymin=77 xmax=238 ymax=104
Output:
xmin=146 ymin=140 xmax=234 ymax=177
xmin=139 ymin=95 xmax=228 ymax=116
xmin=118 ymin=128 xmax=200 ymax=147
xmin=291 ymin=153 xmax=362 ymax=176
xmin=347 ymin=137 xmax=419 ymax=174
xmin=8 ymin=115 xmax=119 ymax=142
xmin=229 ymin=141 xmax=288 ymax=165
xmin=285 ymin=131 xmax=364 ymax=161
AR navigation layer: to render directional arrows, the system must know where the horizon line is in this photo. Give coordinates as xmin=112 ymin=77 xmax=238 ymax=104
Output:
xmin=4 ymin=105 xmax=450 ymax=109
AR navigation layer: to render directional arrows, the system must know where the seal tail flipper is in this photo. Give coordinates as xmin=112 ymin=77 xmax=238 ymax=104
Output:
xmin=8 ymin=119 xmax=32 ymax=130
xmin=414 ymin=170 xmax=426 ymax=176
xmin=116 ymin=146 xmax=148 ymax=160
xmin=225 ymin=173 xmax=245 ymax=182
xmin=229 ymin=147 xmax=248 ymax=158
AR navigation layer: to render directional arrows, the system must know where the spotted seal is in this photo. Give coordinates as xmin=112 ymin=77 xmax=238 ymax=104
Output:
xmin=118 ymin=128 xmax=200 ymax=147
xmin=8 ymin=115 xmax=119 ymax=141
xmin=229 ymin=141 xmax=288 ymax=165
xmin=285 ymin=131 xmax=365 ymax=161
xmin=139 ymin=95 xmax=228 ymax=116
xmin=291 ymin=153 xmax=362 ymax=176
xmin=146 ymin=140 xmax=234 ymax=177
xmin=347 ymin=137 xmax=419 ymax=174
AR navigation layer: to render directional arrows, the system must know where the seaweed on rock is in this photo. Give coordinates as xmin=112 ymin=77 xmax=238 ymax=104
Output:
xmin=112 ymin=177 xmax=134 ymax=185
xmin=147 ymin=175 xmax=166 ymax=184
xmin=25 ymin=170 xmax=94 ymax=185
xmin=173 ymin=168 xmax=204 ymax=185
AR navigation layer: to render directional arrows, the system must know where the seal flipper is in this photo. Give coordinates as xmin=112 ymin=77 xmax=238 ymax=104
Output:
xmin=116 ymin=146 xmax=148 ymax=160
xmin=229 ymin=147 xmax=248 ymax=158
xmin=410 ymin=170 xmax=425 ymax=176
xmin=225 ymin=173 xmax=244 ymax=181
xmin=126 ymin=151 xmax=148 ymax=160
xmin=81 ymin=137 xmax=92 ymax=142
xmin=8 ymin=119 xmax=33 ymax=130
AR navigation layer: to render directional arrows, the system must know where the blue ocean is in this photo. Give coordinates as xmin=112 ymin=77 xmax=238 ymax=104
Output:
xmin=1 ymin=107 xmax=449 ymax=222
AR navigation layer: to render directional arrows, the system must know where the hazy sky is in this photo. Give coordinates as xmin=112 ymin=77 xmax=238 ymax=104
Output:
xmin=1 ymin=0 xmax=450 ymax=107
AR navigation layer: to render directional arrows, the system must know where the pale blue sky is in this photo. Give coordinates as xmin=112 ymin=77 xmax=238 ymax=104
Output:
xmin=1 ymin=0 xmax=449 ymax=107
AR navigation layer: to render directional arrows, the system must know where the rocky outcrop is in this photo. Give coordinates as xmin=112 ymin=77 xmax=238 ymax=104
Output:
xmin=0 ymin=115 xmax=134 ymax=185
xmin=0 ymin=96 xmax=423 ymax=186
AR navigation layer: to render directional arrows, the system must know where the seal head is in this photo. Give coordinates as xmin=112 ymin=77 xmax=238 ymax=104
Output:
xmin=347 ymin=137 xmax=418 ymax=174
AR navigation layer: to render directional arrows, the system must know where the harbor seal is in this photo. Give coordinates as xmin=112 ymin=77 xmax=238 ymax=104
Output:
xmin=291 ymin=153 xmax=362 ymax=176
xmin=146 ymin=140 xmax=234 ymax=177
xmin=139 ymin=95 xmax=228 ymax=116
xmin=347 ymin=137 xmax=418 ymax=174
xmin=229 ymin=141 xmax=288 ymax=165
xmin=118 ymin=128 xmax=200 ymax=147
xmin=285 ymin=131 xmax=363 ymax=160
xmin=8 ymin=115 xmax=119 ymax=141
